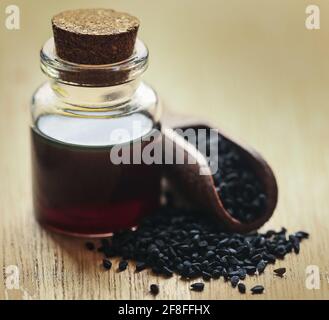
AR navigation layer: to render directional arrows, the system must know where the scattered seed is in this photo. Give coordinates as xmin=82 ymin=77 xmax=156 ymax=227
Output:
xmin=102 ymin=259 xmax=112 ymax=270
xmin=251 ymin=285 xmax=264 ymax=294
xmin=150 ymin=284 xmax=159 ymax=295
xmin=191 ymin=283 xmax=205 ymax=292
xmin=135 ymin=261 xmax=147 ymax=272
xmin=118 ymin=260 xmax=128 ymax=271
xmin=274 ymin=267 xmax=286 ymax=277
xmin=202 ymin=271 xmax=212 ymax=281
xmin=91 ymin=202 xmax=308 ymax=294
xmin=230 ymin=275 xmax=240 ymax=288
xmin=238 ymin=283 xmax=246 ymax=294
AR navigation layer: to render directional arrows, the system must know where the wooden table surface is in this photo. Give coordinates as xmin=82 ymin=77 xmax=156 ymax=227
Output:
xmin=1 ymin=0 xmax=329 ymax=300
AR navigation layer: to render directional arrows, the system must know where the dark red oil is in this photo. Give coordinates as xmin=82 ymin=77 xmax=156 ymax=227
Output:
xmin=31 ymin=115 xmax=162 ymax=237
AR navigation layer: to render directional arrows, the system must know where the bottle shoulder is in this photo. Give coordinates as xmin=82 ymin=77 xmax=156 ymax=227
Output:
xmin=31 ymin=81 xmax=161 ymax=147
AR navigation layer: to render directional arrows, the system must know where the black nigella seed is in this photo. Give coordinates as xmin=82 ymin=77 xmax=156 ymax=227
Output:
xmin=190 ymin=229 xmax=200 ymax=235
xmin=236 ymin=245 xmax=249 ymax=256
xmin=192 ymin=253 xmax=199 ymax=259
xmin=198 ymin=240 xmax=208 ymax=248
xmin=251 ymin=285 xmax=264 ymax=294
xmin=229 ymin=270 xmax=240 ymax=277
xmin=174 ymin=257 xmax=183 ymax=263
xmin=118 ymin=260 xmax=128 ymax=272
xmin=220 ymin=256 xmax=228 ymax=267
xmin=150 ymin=284 xmax=159 ymax=295
xmin=238 ymin=268 xmax=247 ymax=280
xmin=191 ymin=282 xmax=205 ymax=292
xmin=202 ymin=271 xmax=212 ymax=281
xmin=238 ymin=283 xmax=246 ymax=294
xmin=136 ymin=261 xmax=147 ymax=272
xmin=274 ymin=267 xmax=286 ymax=277
xmin=275 ymin=245 xmax=286 ymax=257
xmin=207 ymin=245 xmax=216 ymax=251
xmin=218 ymin=248 xmax=229 ymax=256
xmin=169 ymin=247 xmax=177 ymax=257
xmin=228 ymin=248 xmax=237 ymax=255
xmin=265 ymin=230 xmax=276 ymax=238
xmin=212 ymin=269 xmax=221 ymax=279
xmin=155 ymin=239 xmax=164 ymax=247
xmin=201 ymin=260 xmax=209 ymax=268
xmin=102 ymin=259 xmax=112 ymax=270
xmin=228 ymin=256 xmax=241 ymax=266
xmin=222 ymin=268 xmax=229 ymax=280
xmin=251 ymin=254 xmax=262 ymax=263
xmin=244 ymin=266 xmax=257 ymax=275
xmin=230 ymin=275 xmax=240 ymax=288
xmin=206 ymin=250 xmax=215 ymax=259
xmin=244 ymin=259 xmax=253 ymax=265
xmin=218 ymin=238 xmax=229 ymax=247
xmin=162 ymin=266 xmax=173 ymax=277
xmin=257 ymin=260 xmax=267 ymax=274
xmin=289 ymin=235 xmax=300 ymax=254
xmin=295 ymin=231 xmax=309 ymax=240
xmin=263 ymin=253 xmax=276 ymax=264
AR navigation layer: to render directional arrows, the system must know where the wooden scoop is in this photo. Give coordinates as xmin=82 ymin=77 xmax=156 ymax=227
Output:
xmin=162 ymin=114 xmax=278 ymax=233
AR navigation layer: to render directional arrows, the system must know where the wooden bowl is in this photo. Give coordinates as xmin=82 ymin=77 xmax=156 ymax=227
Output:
xmin=162 ymin=116 xmax=278 ymax=233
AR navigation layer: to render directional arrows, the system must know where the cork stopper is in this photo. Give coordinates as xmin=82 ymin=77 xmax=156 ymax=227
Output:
xmin=52 ymin=8 xmax=140 ymax=65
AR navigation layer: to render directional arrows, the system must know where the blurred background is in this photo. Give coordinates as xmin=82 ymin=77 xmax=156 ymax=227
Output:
xmin=0 ymin=0 xmax=329 ymax=299
xmin=1 ymin=0 xmax=329 ymax=134
xmin=1 ymin=0 xmax=328 ymax=125
xmin=1 ymin=0 xmax=329 ymax=219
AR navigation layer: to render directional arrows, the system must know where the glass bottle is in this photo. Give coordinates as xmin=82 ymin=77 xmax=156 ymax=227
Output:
xmin=31 ymin=38 xmax=162 ymax=237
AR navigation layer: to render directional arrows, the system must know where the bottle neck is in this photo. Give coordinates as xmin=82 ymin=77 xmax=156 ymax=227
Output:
xmin=50 ymin=79 xmax=141 ymax=109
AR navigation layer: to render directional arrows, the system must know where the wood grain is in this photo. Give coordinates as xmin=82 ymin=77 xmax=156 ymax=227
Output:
xmin=1 ymin=0 xmax=329 ymax=300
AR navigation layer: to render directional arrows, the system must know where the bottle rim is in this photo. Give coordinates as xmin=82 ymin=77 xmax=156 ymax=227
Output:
xmin=40 ymin=37 xmax=149 ymax=87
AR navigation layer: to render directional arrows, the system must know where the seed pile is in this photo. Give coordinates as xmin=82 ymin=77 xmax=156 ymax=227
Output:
xmin=93 ymin=205 xmax=309 ymax=294
xmin=179 ymin=128 xmax=267 ymax=223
